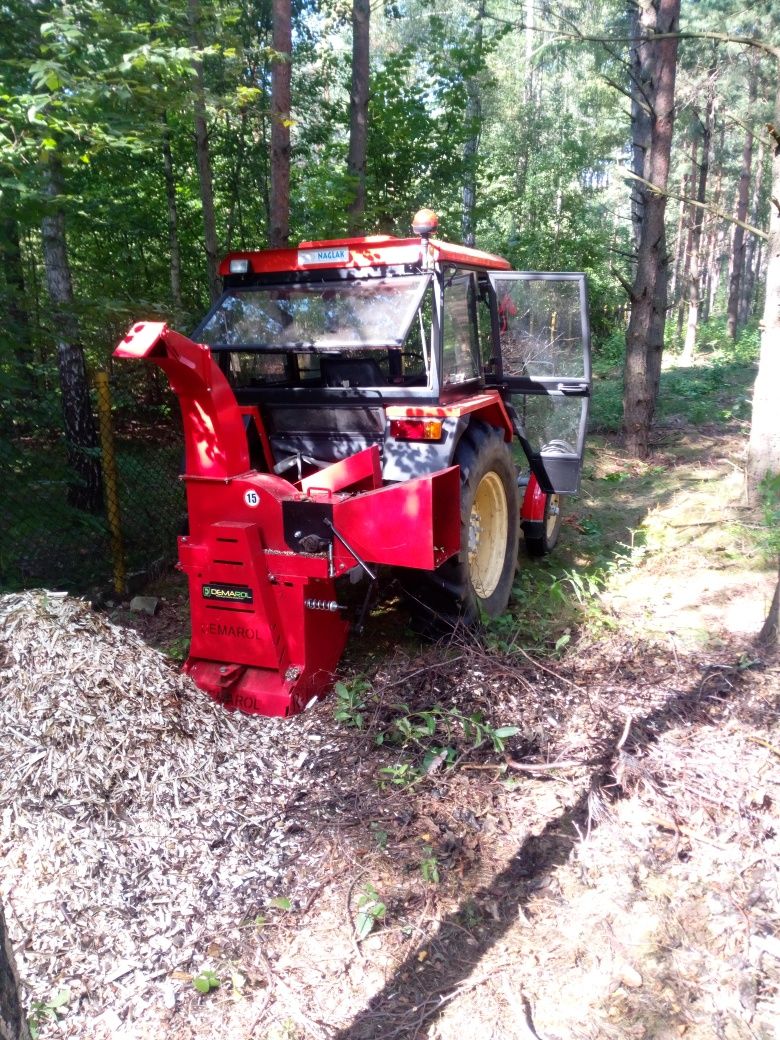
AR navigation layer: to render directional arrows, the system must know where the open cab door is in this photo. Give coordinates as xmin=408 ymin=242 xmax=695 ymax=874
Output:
xmin=487 ymin=272 xmax=591 ymax=494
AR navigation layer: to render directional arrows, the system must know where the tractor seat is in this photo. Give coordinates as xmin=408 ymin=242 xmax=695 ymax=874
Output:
xmin=320 ymin=357 xmax=384 ymax=388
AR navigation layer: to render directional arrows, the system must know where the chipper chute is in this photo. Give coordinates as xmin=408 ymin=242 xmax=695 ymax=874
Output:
xmin=114 ymin=320 xmax=461 ymax=717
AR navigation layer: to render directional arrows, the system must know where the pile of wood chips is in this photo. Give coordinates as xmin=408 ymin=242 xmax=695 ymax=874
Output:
xmin=0 ymin=590 xmax=337 ymax=1037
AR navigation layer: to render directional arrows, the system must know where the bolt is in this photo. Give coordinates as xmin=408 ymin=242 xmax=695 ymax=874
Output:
xmin=219 ymin=666 xmax=228 ymax=674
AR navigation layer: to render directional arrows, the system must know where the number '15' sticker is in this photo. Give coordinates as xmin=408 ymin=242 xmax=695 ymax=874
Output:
xmin=244 ymin=489 xmax=260 ymax=508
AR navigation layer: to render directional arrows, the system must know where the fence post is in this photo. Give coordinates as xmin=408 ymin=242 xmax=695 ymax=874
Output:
xmin=94 ymin=370 xmax=127 ymax=596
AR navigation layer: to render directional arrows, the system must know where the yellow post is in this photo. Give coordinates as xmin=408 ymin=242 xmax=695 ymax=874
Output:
xmin=94 ymin=370 xmax=127 ymax=596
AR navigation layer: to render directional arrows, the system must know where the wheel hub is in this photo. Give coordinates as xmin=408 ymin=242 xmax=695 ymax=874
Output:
xmin=468 ymin=472 xmax=509 ymax=599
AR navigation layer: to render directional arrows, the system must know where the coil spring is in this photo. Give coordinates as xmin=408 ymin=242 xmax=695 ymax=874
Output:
xmin=304 ymin=599 xmax=341 ymax=612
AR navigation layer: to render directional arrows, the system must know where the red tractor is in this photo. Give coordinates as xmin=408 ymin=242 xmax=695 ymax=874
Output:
xmin=115 ymin=211 xmax=591 ymax=717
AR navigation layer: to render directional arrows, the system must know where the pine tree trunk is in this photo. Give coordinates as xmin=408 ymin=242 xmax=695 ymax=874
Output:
xmin=676 ymin=137 xmax=697 ymax=336
xmin=702 ymin=124 xmax=725 ymax=321
xmin=346 ymin=0 xmax=370 ymax=234
xmin=41 ymin=155 xmax=102 ymax=513
xmin=739 ymin=141 xmax=765 ymax=328
xmin=623 ymin=0 xmax=680 ymax=457
xmin=681 ymin=82 xmax=715 ymax=365
xmin=727 ymin=68 xmax=757 ymax=338
xmin=188 ymin=0 xmax=221 ymax=303
xmin=746 ymin=85 xmax=780 ymax=495
xmin=629 ymin=3 xmax=652 ymax=254
xmin=669 ymin=173 xmax=688 ymax=301
xmin=0 ymin=901 xmax=30 ymax=1040
xmin=161 ymin=112 xmax=183 ymax=312
xmin=269 ymin=0 xmax=291 ymax=248
xmin=461 ymin=0 xmax=485 ymax=246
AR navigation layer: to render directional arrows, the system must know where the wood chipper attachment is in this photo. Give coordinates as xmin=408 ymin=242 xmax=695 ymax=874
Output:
xmin=114 ymin=321 xmax=461 ymax=717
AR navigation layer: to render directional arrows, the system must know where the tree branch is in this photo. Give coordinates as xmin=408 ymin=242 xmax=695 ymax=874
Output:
xmin=474 ymin=15 xmax=780 ymax=62
xmin=620 ymin=167 xmax=769 ymax=240
xmin=611 ymin=267 xmax=636 ymax=301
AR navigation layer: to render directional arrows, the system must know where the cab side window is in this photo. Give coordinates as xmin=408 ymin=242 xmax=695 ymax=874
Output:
xmin=442 ymin=271 xmax=480 ymax=386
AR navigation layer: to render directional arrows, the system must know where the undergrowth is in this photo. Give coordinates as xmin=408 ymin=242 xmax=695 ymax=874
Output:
xmin=590 ymin=318 xmax=759 ymax=433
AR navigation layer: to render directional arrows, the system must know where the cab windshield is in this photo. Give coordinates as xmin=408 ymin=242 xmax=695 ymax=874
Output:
xmin=196 ymin=275 xmax=430 ymax=351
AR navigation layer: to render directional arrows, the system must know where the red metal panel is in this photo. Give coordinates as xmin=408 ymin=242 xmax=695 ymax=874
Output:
xmin=114 ymin=322 xmax=250 ymax=479
xmin=332 ymin=467 xmax=461 ymax=569
xmin=521 ymin=474 xmax=547 ymax=522
xmin=239 ymin=405 xmax=274 ymax=472
xmin=300 ymin=445 xmax=382 ymax=495
xmin=218 ymin=235 xmax=511 ymax=276
xmin=219 ymin=240 xmax=422 ymax=275
xmin=429 ymin=239 xmax=512 ymax=271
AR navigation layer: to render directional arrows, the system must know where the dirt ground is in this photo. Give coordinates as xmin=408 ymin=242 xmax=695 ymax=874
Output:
xmin=1 ymin=420 xmax=778 ymax=1040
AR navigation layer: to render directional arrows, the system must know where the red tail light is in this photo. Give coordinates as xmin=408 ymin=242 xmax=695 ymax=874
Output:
xmin=389 ymin=418 xmax=443 ymax=441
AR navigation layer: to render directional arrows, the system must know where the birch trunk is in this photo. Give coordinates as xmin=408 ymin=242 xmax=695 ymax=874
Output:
xmin=41 ymin=155 xmax=102 ymax=512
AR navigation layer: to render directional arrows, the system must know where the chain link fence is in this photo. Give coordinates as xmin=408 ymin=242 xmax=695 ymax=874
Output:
xmin=0 ymin=367 xmax=185 ymax=595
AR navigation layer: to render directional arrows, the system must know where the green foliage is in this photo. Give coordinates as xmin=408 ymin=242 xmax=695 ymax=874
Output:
xmin=269 ymin=895 xmax=292 ymax=911
xmin=420 ymin=845 xmax=440 ymax=884
xmin=333 ymin=679 xmax=370 ymax=729
xmin=28 ymin=988 xmax=70 ymax=1038
xmin=592 ymin=330 xmax=626 ymax=377
xmin=355 ymin=883 xmax=386 ymax=940
xmin=192 ymin=969 xmax=221 ymax=995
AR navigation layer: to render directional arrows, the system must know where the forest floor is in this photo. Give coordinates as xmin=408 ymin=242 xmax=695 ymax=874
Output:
xmin=1 ymin=359 xmax=779 ymax=1040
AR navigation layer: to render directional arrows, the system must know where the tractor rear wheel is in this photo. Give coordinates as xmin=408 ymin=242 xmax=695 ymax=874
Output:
xmin=402 ymin=422 xmax=519 ymax=630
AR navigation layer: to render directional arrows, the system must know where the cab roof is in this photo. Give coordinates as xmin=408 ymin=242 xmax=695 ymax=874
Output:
xmin=219 ymin=234 xmax=512 ymax=277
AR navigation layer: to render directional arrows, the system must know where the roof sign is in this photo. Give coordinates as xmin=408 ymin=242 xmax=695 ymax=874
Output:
xmin=298 ymin=246 xmax=350 ymax=267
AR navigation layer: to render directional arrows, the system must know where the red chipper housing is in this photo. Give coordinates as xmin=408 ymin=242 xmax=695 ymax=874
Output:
xmin=115 ymin=212 xmax=591 ymax=717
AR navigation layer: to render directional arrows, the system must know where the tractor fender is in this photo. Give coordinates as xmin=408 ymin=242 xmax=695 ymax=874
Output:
xmin=382 ymin=391 xmax=514 ymax=481
xmin=382 ymin=415 xmax=468 ymax=481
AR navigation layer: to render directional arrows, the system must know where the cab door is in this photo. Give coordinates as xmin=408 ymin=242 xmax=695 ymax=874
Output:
xmin=487 ymin=272 xmax=591 ymax=494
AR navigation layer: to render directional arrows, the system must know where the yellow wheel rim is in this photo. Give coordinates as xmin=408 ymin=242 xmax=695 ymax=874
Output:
xmin=468 ymin=472 xmax=509 ymax=599
xmin=546 ymin=494 xmax=560 ymax=541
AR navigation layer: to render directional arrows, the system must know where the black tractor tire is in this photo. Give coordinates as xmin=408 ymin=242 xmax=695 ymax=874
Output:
xmin=524 ymin=492 xmax=562 ymax=557
xmin=401 ymin=421 xmax=520 ymax=630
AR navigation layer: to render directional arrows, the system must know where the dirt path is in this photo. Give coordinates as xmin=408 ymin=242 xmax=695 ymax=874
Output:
xmin=2 ymin=422 xmax=778 ymax=1040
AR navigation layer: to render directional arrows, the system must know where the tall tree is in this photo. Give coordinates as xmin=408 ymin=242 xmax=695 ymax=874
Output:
xmin=622 ymin=0 xmax=681 ymax=456
xmin=681 ymin=67 xmax=716 ymax=364
xmin=41 ymin=154 xmax=102 ymax=512
xmin=747 ymin=100 xmax=780 ymax=492
xmin=739 ymin=139 xmax=765 ymax=327
xmin=461 ymin=0 xmax=485 ymax=246
xmin=726 ymin=61 xmax=757 ymax=338
xmin=188 ymin=0 xmax=221 ymax=302
xmin=269 ymin=0 xmax=292 ymax=247
xmin=160 ymin=112 xmax=184 ymax=312
xmin=346 ymin=0 xmax=370 ymax=234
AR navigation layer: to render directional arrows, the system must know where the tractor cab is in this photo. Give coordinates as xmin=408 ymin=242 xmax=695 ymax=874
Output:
xmin=193 ymin=211 xmax=591 ymax=499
